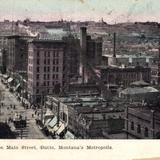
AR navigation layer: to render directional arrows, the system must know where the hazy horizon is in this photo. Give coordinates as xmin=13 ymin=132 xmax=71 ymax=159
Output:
xmin=0 ymin=0 xmax=159 ymax=24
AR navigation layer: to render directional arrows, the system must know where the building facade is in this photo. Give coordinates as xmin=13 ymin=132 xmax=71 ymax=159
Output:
xmin=125 ymin=106 xmax=160 ymax=139
xmin=7 ymin=35 xmax=29 ymax=74
xmin=100 ymin=66 xmax=151 ymax=87
xmin=27 ymin=39 xmax=67 ymax=104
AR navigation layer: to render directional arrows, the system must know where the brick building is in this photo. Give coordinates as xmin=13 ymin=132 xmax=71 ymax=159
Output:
xmin=79 ymin=27 xmax=103 ymax=83
xmin=7 ymin=35 xmax=30 ymax=74
xmin=27 ymin=39 xmax=67 ymax=104
xmin=125 ymin=105 xmax=160 ymax=139
xmin=99 ymin=65 xmax=151 ymax=87
xmin=45 ymin=95 xmax=125 ymax=138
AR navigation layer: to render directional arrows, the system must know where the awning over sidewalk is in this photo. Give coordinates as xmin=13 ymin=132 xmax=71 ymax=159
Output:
xmin=56 ymin=122 xmax=65 ymax=135
xmin=7 ymin=77 xmax=13 ymax=83
xmin=50 ymin=121 xmax=66 ymax=135
xmin=44 ymin=118 xmax=52 ymax=127
xmin=14 ymin=83 xmax=21 ymax=91
xmin=3 ymin=74 xmax=9 ymax=79
xmin=65 ymin=131 xmax=75 ymax=139
xmin=48 ymin=116 xmax=57 ymax=128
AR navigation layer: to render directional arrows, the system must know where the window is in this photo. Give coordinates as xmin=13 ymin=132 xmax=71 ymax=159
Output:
xmin=37 ymin=67 xmax=40 ymax=72
xmin=43 ymin=81 xmax=46 ymax=86
xmin=47 ymin=66 xmax=50 ymax=72
xmin=37 ymin=59 xmax=40 ymax=65
xmin=47 ymin=52 xmax=50 ymax=57
xmin=48 ymin=59 xmax=50 ymax=65
xmin=56 ymin=67 xmax=59 ymax=72
xmin=137 ymin=124 xmax=141 ymax=134
xmin=56 ymin=51 xmax=59 ymax=57
xmin=36 ymin=82 xmax=39 ymax=86
xmin=47 ymin=81 xmax=50 ymax=86
xmin=55 ymin=74 xmax=58 ymax=79
xmin=144 ymin=127 xmax=149 ymax=137
xmin=131 ymin=122 xmax=134 ymax=130
xmin=44 ymin=51 xmax=47 ymax=57
xmin=47 ymin=74 xmax=50 ymax=80
xmin=53 ymin=74 xmax=55 ymax=79
xmin=56 ymin=59 xmax=59 ymax=65
xmin=44 ymin=74 xmax=46 ymax=80
xmin=44 ymin=59 xmax=46 ymax=65
xmin=52 ymin=81 xmax=54 ymax=85
xmin=37 ymin=51 xmax=40 ymax=57
xmin=53 ymin=59 xmax=55 ymax=65
xmin=44 ymin=66 xmax=46 ymax=72
xmin=36 ymin=74 xmax=39 ymax=80
xmin=53 ymin=66 xmax=55 ymax=72
xmin=36 ymin=89 xmax=39 ymax=94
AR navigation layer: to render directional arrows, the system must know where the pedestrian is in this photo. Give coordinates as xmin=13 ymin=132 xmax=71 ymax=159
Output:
xmin=13 ymin=105 xmax=16 ymax=109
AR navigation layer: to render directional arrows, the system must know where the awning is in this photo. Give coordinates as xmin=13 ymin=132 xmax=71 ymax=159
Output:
xmin=7 ymin=77 xmax=13 ymax=83
xmin=56 ymin=122 xmax=65 ymax=135
xmin=44 ymin=118 xmax=52 ymax=127
xmin=65 ymin=131 xmax=75 ymax=139
xmin=3 ymin=74 xmax=9 ymax=79
xmin=48 ymin=121 xmax=62 ymax=134
xmin=48 ymin=116 xmax=57 ymax=128
xmin=45 ymin=109 xmax=54 ymax=117
xmin=15 ymin=83 xmax=21 ymax=91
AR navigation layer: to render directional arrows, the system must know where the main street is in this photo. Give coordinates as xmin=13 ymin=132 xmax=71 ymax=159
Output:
xmin=0 ymin=79 xmax=48 ymax=139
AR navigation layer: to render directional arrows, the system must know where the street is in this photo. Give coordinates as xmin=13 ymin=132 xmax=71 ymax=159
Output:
xmin=0 ymin=79 xmax=48 ymax=139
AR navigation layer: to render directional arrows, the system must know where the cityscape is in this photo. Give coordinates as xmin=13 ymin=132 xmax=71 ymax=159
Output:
xmin=0 ymin=1 xmax=160 ymax=139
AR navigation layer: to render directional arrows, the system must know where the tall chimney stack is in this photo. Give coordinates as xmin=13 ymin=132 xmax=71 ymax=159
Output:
xmin=113 ymin=32 xmax=116 ymax=58
xmin=80 ymin=27 xmax=87 ymax=83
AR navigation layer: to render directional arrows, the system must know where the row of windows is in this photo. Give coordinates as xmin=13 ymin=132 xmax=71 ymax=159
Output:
xmin=36 ymin=87 xmax=59 ymax=94
xmin=36 ymin=74 xmax=59 ymax=80
xmin=36 ymin=66 xmax=60 ymax=73
xmin=37 ymin=59 xmax=59 ymax=65
xmin=37 ymin=51 xmax=61 ymax=58
xmin=36 ymin=81 xmax=59 ymax=87
xmin=131 ymin=122 xmax=149 ymax=137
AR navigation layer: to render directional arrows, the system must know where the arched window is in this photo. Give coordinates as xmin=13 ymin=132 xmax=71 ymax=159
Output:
xmin=137 ymin=124 xmax=141 ymax=134
xmin=131 ymin=122 xmax=134 ymax=130
xmin=144 ymin=127 xmax=149 ymax=137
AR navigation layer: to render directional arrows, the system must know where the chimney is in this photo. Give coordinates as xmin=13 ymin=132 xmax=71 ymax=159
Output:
xmin=80 ymin=27 xmax=87 ymax=83
xmin=113 ymin=32 xmax=116 ymax=58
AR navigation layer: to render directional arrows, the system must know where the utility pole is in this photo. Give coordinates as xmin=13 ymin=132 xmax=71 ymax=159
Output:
xmin=41 ymin=91 xmax=44 ymax=125
xmin=57 ymin=101 xmax=60 ymax=127
xmin=158 ymin=36 xmax=160 ymax=84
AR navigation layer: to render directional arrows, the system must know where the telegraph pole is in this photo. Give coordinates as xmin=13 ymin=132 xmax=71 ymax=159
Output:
xmin=41 ymin=92 xmax=44 ymax=125
xmin=158 ymin=36 xmax=160 ymax=84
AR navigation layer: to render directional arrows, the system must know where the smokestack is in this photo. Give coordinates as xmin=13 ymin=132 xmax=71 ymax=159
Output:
xmin=113 ymin=32 xmax=116 ymax=58
xmin=80 ymin=27 xmax=87 ymax=83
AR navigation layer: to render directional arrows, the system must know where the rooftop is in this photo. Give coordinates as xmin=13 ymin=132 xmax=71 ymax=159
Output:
xmin=121 ymin=86 xmax=159 ymax=95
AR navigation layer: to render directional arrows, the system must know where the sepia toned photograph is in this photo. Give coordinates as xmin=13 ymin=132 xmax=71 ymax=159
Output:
xmin=0 ymin=0 xmax=160 ymax=140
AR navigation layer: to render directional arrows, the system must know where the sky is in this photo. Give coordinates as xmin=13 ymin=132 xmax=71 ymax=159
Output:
xmin=0 ymin=0 xmax=160 ymax=23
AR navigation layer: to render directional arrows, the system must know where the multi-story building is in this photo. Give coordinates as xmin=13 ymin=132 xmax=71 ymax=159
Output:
xmin=125 ymin=105 xmax=160 ymax=139
xmin=27 ymin=39 xmax=67 ymax=104
xmin=7 ymin=35 xmax=29 ymax=74
xmin=0 ymin=48 xmax=7 ymax=74
xmin=79 ymin=27 xmax=103 ymax=83
xmin=99 ymin=65 xmax=151 ymax=87
xmin=45 ymin=95 xmax=125 ymax=139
